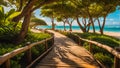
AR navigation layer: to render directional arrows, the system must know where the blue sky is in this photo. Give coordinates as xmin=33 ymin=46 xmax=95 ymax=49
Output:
xmin=34 ymin=8 xmax=120 ymax=26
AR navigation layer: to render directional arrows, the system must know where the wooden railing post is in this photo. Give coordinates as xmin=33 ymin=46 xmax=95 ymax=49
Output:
xmin=26 ymin=42 xmax=32 ymax=64
xmin=5 ymin=59 xmax=10 ymax=68
xmin=77 ymin=36 xmax=81 ymax=46
xmin=26 ymin=49 xmax=32 ymax=64
xmin=114 ymin=47 xmax=120 ymax=68
xmin=89 ymin=42 xmax=92 ymax=53
xmin=45 ymin=39 xmax=48 ymax=51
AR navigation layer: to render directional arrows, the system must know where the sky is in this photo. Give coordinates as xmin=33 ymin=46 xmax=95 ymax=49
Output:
xmin=34 ymin=9 xmax=120 ymax=26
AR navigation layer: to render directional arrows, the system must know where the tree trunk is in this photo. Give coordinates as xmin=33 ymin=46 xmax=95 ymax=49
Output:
xmin=12 ymin=0 xmax=37 ymax=27
xmin=15 ymin=12 xmax=31 ymax=44
xmin=86 ymin=6 xmax=95 ymax=33
xmin=69 ymin=24 xmax=72 ymax=31
xmin=89 ymin=17 xmax=95 ymax=33
xmin=86 ymin=19 xmax=91 ymax=32
xmin=63 ymin=22 xmax=66 ymax=31
xmin=97 ymin=18 xmax=102 ymax=34
xmin=51 ymin=17 xmax=55 ymax=30
xmin=76 ymin=17 xmax=86 ymax=32
xmin=101 ymin=16 xmax=106 ymax=35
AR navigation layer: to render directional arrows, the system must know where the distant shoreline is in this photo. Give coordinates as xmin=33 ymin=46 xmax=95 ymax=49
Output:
xmin=36 ymin=25 xmax=120 ymax=33
xmin=72 ymin=30 xmax=120 ymax=39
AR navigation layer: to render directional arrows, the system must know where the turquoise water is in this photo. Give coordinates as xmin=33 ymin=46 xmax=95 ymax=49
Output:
xmin=36 ymin=25 xmax=120 ymax=32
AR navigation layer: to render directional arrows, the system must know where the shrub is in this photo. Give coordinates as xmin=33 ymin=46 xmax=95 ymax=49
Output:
xmin=94 ymin=53 xmax=113 ymax=68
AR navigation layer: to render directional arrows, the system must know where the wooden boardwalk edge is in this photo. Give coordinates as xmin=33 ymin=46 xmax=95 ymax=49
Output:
xmin=26 ymin=45 xmax=54 ymax=68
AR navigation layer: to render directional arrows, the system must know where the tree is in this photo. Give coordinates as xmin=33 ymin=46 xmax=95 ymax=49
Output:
xmin=71 ymin=0 xmax=119 ymax=34
xmin=41 ymin=1 xmax=76 ymax=31
xmin=41 ymin=8 xmax=55 ymax=30
xmin=56 ymin=16 xmax=67 ymax=31
xmin=9 ymin=0 xmax=59 ymax=44
xmin=92 ymin=0 xmax=118 ymax=34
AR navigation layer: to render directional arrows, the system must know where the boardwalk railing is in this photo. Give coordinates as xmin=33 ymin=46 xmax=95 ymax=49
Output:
xmin=56 ymin=30 xmax=120 ymax=68
xmin=68 ymin=33 xmax=120 ymax=68
xmin=0 ymin=31 xmax=54 ymax=68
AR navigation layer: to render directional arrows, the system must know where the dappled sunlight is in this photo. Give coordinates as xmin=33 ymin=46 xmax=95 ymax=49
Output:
xmin=35 ymin=30 xmax=100 ymax=68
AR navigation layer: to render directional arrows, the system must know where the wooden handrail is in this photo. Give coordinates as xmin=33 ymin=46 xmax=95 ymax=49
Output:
xmin=71 ymin=33 xmax=120 ymax=68
xmin=56 ymin=30 xmax=120 ymax=68
xmin=73 ymin=34 xmax=120 ymax=59
xmin=0 ymin=30 xmax=54 ymax=68
xmin=0 ymin=37 xmax=53 ymax=65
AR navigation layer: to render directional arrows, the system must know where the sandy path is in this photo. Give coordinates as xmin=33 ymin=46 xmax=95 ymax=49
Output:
xmin=35 ymin=30 xmax=100 ymax=68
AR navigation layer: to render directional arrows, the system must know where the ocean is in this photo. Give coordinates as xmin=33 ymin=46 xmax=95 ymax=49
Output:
xmin=36 ymin=25 xmax=120 ymax=32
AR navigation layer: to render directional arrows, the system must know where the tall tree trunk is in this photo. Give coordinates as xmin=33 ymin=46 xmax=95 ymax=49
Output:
xmin=76 ymin=17 xmax=86 ymax=32
xmin=90 ymin=17 xmax=95 ymax=33
xmin=86 ymin=19 xmax=91 ymax=32
xmin=86 ymin=7 xmax=95 ymax=33
xmin=82 ymin=18 xmax=87 ymax=32
xmin=101 ymin=16 xmax=106 ymax=35
xmin=51 ymin=17 xmax=55 ymax=30
xmin=69 ymin=23 xmax=72 ymax=31
xmin=97 ymin=18 xmax=102 ymax=34
xmin=15 ymin=12 xmax=31 ymax=44
xmin=63 ymin=22 xmax=66 ymax=31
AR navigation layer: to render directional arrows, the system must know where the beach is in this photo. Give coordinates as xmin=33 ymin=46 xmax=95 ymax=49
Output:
xmin=31 ymin=28 xmax=120 ymax=39
xmin=72 ymin=30 xmax=120 ymax=39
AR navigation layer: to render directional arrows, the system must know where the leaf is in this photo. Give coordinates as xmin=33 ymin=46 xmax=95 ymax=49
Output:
xmin=8 ymin=12 xmax=21 ymax=19
xmin=0 ymin=6 xmax=4 ymax=14
xmin=5 ymin=9 xmax=15 ymax=19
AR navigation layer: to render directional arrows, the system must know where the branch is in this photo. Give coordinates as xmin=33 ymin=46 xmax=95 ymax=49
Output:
xmin=31 ymin=0 xmax=57 ymax=12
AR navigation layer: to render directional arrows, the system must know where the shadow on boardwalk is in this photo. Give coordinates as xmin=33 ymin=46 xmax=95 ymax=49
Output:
xmin=35 ymin=30 xmax=100 ymax=68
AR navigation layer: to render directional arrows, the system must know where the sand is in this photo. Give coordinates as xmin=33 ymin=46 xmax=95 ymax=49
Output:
xmin=31 ymin=28 xmax=120 ymax=39
xmin=72 ymin=30 xmax=120 ymax=39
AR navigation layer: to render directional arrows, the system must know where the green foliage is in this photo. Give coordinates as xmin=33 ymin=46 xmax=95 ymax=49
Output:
xmin=30 ymin=18 xmax=47 ymax=28
xmin=76 ymin=33 xmax=120 ymax=47
xmin=25 ymin=32 xmax=51 ymax=43
xmin=0 ymin=32 xmax=51 ymax=67
xmin=0 ymin=6 xmax=21 ymax=43
xmin=0 ymin=23 xmax=21 ymax=43
xmin=94 ymin=53 xmax=113 ymax=68
xmin=0 ymin=6 xmax=20 ymax=26
xmin=0 ymin=44 xmax=22 ymax=55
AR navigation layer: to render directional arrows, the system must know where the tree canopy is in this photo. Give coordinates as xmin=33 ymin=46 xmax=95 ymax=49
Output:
xmin=0 ymin=0 xmax=120 ymax=43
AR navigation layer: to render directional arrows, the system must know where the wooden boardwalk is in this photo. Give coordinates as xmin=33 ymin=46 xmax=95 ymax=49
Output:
xmin=35 ymin=30 xmax=100 ymax=68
